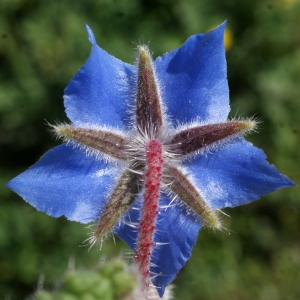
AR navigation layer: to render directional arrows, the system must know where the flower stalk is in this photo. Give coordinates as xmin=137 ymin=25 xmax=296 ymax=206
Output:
xmin=135 ymin=139 xmax=163 ymax=288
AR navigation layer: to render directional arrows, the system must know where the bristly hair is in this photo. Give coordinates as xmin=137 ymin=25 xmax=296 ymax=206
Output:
xmin=173 ymin=117 xmax=259 ymax=162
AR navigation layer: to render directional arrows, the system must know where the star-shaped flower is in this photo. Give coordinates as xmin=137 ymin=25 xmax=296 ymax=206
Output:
xmin=6 ymin=23 xmax=294 ymax=298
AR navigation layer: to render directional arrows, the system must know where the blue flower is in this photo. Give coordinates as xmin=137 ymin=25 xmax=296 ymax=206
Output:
xmin=6 ymin=22 xmax=294 ymax=297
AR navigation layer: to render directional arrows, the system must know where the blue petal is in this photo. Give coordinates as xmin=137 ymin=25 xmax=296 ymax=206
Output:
xmin=6 ymin=144 xmax=117 ymax=223
xmin=184 ymin=138 xmax=295 ymax=209
xmin=64 ymin=25 xmax=136 ymax=129
xmin=114 ymin=194 xmax=201 ymax=297
xmin=154 ymin=22 xmax=230 ymax=125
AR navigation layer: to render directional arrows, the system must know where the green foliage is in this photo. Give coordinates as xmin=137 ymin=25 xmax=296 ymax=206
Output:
xmin=0 ymin=0 xmax=299 ymax=299
xmin=31 ymin=258 xmax=136 ymax=300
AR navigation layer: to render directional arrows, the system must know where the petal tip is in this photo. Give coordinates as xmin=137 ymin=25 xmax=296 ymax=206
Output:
xmin=5 ymin=177 xmax=16 ymax=192
xmin=84 ymin=24 xmax=96 ymax=45
xmin=208 ymin=20 xmax=227 ymax=37
xmin=283 ymin=177 xmax=296 ymax=187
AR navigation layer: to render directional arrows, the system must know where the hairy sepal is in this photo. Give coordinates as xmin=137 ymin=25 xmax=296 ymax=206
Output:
xmin=164 ymin=165 xmax=221 ymax=229
xmin=136 ymin=46 xmax=163 ymax=134
xmin=90 ymin=170 xmax=139 ymax=246
xmin=171 ymin=120 xmax=256 ymax=156
xmin=55 ymin=124 xmax=128 ymax=160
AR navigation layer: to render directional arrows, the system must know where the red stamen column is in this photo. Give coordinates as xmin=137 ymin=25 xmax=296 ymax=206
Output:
xmin=135 ymin=139 xmax=163 ymax=288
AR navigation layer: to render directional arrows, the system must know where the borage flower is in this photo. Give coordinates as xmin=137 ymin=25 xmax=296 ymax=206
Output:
xmin=7 ymin=22 xmax=294 ymax=298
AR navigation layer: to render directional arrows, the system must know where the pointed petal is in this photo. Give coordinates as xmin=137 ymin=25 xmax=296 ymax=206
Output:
xmin=114 ymin=194 xmax=201 ymax=297
xmin=6 ymin=145 xmax=117 ymax=223
xmin=136 ymin=46 xmax=163 ymax=133
xmin=154 ymin=22 xmax=229 ymax=125
xmin=64 ymin=25 xmax=136 ymax=129
xmin=184 ymin=138 xmax=295 ymax=209
xmin=151 ymin=197 xmax=201 ymax=297
xmin=84 ymin=23 xmax=96 ymax=44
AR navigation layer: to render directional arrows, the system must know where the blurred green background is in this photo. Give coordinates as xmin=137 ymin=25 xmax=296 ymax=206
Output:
xmin=0 ymin=0 xmax=299 ymax=299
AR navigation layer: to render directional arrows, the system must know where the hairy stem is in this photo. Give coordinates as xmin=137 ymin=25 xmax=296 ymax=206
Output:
xmin=135 ymin=139 xmax=163 ymax=287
